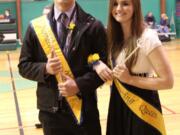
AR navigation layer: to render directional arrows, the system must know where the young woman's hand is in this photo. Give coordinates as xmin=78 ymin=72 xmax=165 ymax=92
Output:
xmin=113 ymin=65 xmax=131 ymax=83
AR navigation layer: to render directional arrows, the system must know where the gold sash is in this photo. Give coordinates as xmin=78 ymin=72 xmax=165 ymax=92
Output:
xmin=114 ymin=79 xmax=166 ymax=135
xmin=32 ymin=15 xmax=82 ymax=124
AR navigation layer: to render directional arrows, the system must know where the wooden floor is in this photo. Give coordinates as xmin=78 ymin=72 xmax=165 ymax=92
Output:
xmin=0 ymin=39 xmax=180 ymax=135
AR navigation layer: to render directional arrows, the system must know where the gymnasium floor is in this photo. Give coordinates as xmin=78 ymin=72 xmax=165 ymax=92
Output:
xmin=0 ymin=39 xmax=180 ymax=135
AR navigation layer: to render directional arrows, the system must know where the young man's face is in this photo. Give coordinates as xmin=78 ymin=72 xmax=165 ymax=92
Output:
xmin=54 ymin=0 xmax=75 ymax=9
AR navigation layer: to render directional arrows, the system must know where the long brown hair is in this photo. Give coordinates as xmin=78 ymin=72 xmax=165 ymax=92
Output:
xmin=107 ymin=0 xmax=144 ymax=71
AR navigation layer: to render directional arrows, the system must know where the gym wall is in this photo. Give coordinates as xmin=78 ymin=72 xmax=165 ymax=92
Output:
xmin=0 ymin=0 xmax=178 ymax=39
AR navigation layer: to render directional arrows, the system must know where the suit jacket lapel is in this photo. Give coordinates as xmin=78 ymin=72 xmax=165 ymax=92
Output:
xmin=67 ymin=3 xmax=89 ymax=55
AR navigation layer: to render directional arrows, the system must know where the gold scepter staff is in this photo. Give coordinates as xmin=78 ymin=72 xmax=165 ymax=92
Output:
xmin=115 ymin=38 xmax=143 ymax=68
xmin=108 ymin=39 xmax=143 ymax=85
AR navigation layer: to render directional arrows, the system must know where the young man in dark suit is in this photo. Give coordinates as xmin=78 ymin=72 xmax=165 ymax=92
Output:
xmin=18 ymin=0 xmax=107 ymax=135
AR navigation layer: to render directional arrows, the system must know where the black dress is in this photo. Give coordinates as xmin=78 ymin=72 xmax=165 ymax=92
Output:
xmin=106 ymin=82 xmax=162 ymax=135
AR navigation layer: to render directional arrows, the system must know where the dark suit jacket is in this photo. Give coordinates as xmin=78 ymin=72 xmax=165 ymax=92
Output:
xmin=18 ymin=2 xmax=107 ymax=130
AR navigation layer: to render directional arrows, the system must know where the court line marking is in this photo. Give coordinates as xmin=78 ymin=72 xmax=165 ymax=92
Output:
xmin=162 ymin=104 xmax=177 ymax=114
xmin=0 ymin=125 xmax=38 ymax=131
xmin=7 ymin=52 xmax=24 ymax=135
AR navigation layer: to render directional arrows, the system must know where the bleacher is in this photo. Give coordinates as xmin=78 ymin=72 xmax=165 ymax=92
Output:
xmin=0 ymin=19 xmax=17 ymax=51
xmin=158 ymin=32 xmax=176 ymax=39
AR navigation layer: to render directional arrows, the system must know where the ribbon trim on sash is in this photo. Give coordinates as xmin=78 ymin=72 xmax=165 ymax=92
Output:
xmin=32 ymin=15 xmax=82 ymax=124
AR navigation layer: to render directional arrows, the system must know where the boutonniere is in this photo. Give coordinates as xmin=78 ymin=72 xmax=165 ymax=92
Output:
xmin=66 ymin=21 xmax=76 ymax=45
xmin=68 ymin=22 xmax=76 ymax=30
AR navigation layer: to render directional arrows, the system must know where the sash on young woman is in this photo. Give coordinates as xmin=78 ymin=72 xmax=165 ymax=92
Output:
xmin=113 ymin=75 xmax=166 ymax=135
xmin=31 ymin=15 xmax=82 ymax=125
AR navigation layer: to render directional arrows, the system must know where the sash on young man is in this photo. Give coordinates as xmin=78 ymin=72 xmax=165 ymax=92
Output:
xmin=114 ymin=79 xmax=166 ymax=135
xmin=31 ymin=15 xmax=82 ymax=125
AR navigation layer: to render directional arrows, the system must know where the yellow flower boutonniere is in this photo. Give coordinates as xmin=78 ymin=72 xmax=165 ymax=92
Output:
xmin=88 ymin=53 xmax=100 ymax=65
xmin=66 ymin=22 xmax=76 ymax=45
xmin=68 ymin=22 xmax=76 ymax=30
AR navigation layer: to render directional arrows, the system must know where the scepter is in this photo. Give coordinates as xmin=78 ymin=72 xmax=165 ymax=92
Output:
xmin=119 ymin=38 xmax=143 ymax=65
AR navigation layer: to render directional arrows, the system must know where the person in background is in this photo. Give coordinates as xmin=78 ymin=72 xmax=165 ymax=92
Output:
xmin=145 ymin=11 xmax=156 ymax=29
xmin=159 ymin=13 xmax=170 ymax=33
xmin=42 ymin=5 xmax=52 ymax=15
xmin=4 ymin=9 xmax=15 ymax=23
xmin=93 ymin=0 xmax=174 ymax=135
xmin=4 ymin=9 xmax=11 ymax=19
xmin=18 ymin=0 xmax=107 ymax=135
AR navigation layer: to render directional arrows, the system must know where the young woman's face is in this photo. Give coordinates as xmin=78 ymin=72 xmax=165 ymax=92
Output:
xmin=112 ymin=0 xmax=134 ymax=25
